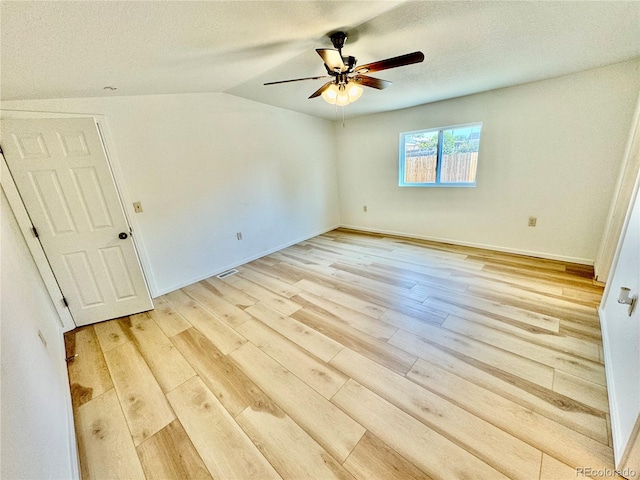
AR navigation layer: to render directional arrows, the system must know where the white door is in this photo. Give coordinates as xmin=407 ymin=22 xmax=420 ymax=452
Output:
xmin=601 ymin=175 xmax=640 ymax=468
xmin=1 ymin=117 xmax=153 ymax=326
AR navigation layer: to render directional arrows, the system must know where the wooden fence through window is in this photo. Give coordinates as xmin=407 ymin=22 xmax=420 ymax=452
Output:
xmin=404 ymin=152 xmax=478 ymax=184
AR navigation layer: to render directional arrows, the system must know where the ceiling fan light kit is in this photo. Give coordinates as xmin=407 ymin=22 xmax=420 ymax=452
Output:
xmin=264 ymin=31 xmax=424 ymax=108
xmin=321 ymin=81 xmax=363 ymax=106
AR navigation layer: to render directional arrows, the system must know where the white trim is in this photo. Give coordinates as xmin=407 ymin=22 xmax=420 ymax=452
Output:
xmin=594 ymin=92 xmax=640 ymax=283
xmin=400 ymin=121 xmax=484 ymax=137
xmin=1 ymin=108 xmax=105 ymax=117
xmin=94 ymin=118 xmax=158 ymax=296
xmin=597 ymin=155 xmax=640 ymax=467
xmin=398 ymin=122 xmax=482 ymax=188
xmin=155 ymin=224 xmax=340 ymax=296
xmin=0 ymin=108 xmax=158 ymax=297
xmin=599 ymin=306 xmax=626 ymax=465
xmin=340 ymin=224 xmax=594 ymax=265
xmin=58 ymin=331 xmax=81 ymax=480
xmin=595 ymin=97 xmax=640 ymax=465
xmin=600 ymin=134 xmax=640 ymax=310
xmin=2 ymin=114 xmax=81 ymax=477
xmin=0 ymin=156 xmax=76 ymax=331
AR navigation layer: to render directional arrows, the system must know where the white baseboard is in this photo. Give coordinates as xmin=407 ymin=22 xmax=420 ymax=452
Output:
xmin=154 ymin=224 xmax=340 ymax=296
xmin=59 ymin=328 xmax=81 ymax=480
xmin=155 ymin=222 xmax=596 ymax=296
xmin=339 ymin=224 xmax=594 ymax=266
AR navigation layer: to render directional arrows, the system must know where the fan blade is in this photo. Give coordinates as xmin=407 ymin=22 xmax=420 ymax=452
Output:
xmin=264 ymin=75 xmax=330 ymax=86
xmin=309 ymin=81 xmax=335 ymax=99
xmin=316 ymin=49 xmax=346 ymax=73
xmin=353 ymin=75 xmax=392 ymax=90
xmin=355 ymin=51 xmax=424 ymax=74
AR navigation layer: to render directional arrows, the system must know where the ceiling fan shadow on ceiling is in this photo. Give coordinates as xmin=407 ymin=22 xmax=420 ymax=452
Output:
xmin=264 ymin=31 xmax=424 ymax=107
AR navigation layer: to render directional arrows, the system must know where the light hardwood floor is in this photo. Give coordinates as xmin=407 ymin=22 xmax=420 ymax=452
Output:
xmin=65 ymin=229 xmax=616 ymax=480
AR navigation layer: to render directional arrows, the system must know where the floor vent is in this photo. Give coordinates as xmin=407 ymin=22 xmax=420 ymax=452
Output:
xmin=217 ymin=269 xmax=238 ymax=279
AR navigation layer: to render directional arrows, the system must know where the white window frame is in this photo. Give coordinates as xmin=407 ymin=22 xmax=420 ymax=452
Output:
xmin=398 ymin=122 xmax=482 ymax=187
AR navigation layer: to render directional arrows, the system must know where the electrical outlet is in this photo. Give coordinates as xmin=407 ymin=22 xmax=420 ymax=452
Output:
xmin=133 ymin=202 xmax=143 ymax=213
xmin=528 ymin=216 xmax=537 ymax=227
xmin=363 ymin=205 xmax=368 ymax=212
xmin=236 ymin=232 xmax=243 ymax=240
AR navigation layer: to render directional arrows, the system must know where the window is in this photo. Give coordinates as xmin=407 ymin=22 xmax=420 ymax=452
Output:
xmin=399 ymin=122 xmax=482 ymax=187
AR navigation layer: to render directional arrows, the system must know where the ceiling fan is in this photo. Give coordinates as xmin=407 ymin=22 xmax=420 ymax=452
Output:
xmin=264 ymin=31 xmax=425 ymax=106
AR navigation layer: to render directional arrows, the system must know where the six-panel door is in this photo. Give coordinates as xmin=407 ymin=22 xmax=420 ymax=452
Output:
xmin=2 ymin=117 xmax=153 ymax=326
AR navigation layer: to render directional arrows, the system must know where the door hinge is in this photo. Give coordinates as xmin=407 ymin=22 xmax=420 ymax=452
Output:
xmin=62 ymin=297 xmax=69 ymax=308
xmin=32 ymin=227 xmax=39 ymax=238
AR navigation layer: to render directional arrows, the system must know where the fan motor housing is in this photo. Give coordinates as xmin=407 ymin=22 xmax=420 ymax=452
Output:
xmin=344 ymin=56 xmax=357 ymax=72
xmin=330 ymin=31 xmax=347 ymax=50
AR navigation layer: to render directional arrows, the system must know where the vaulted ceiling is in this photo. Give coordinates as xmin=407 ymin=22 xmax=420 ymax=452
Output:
xmin=2 ymin=1 xmax=639 ymax=119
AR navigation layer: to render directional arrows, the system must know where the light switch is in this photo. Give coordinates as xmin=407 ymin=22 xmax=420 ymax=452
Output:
xmin=133 ymin=202 xmax=143 ymax=213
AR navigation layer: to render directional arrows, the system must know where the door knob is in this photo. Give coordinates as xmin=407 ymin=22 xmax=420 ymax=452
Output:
xmin=618 ymin=287 xmax=637 ymax=316
xmin=119 ymin=232 xmax=128 ymax=240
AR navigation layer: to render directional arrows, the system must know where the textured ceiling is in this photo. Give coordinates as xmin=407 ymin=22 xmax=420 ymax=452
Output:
xmin=2 ymin=1 xmax=639 ymax=120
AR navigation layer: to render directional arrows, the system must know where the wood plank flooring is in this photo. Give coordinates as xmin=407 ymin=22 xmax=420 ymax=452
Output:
xmin=65 ymin=229 xmax=615 ymax=480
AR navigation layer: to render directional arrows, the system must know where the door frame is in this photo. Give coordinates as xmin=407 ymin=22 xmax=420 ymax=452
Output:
xmin=599 ymin=139 xmax=640 ymax=467
xmin=619 ymin=414 xmax=640 ymax=477
xmin=595 ymin=93 xmax=640 ymax=283
xmin=1 ymin=155 xmax=76 ymax=331
xmin=0 ymin=111 xmax=157 ymax=330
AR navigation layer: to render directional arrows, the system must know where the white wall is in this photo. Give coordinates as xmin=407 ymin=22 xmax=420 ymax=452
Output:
xmin=2 ymin=93 xmax=340 ymax=295
xmin=335 ymin=60 xmax=640 ymax=263
xmin=1 ymin=189 xmax=78 ymax=479
xmin=595 ymin=94 xmax=640 ymax=282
